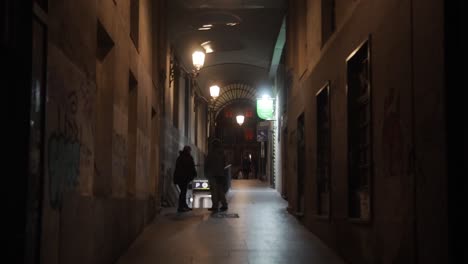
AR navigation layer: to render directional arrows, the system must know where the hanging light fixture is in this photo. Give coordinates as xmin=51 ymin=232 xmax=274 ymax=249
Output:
xmin=192 ymin=51 xmax=205 ymax=71
xmin=236 ymin=115 xmax=245 ymax=125
xmin=209 ymin=85 xmax=220 ymax=99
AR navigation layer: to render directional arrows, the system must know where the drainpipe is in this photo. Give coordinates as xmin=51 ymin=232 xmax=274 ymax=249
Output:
xmin=410 ymin=0 xmax=418 ymax=262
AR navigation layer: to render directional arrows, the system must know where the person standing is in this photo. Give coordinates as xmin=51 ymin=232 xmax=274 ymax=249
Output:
xmin=204 ymin=138 xmax=228 ymax=212
xmin=173 ymin=146 xmax=197 ymax=212
xmin=242 ymin=155 xmax=251 ymax=179
xmin=251 ymin=155 xmax=258 ymax=179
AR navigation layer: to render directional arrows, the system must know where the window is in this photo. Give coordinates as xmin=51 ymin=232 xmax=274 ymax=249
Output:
xmin=297 ymin=113 xmax=305 ymax=214
xmin=184 ymin=75 xmax=190 ymax=138
xmin=225 ymin=110 xmax=233 ymax=118
xmin=347 ymin=39 xmax=371 ymax=221
xmin=316 ymin=82 xmax=331 ymax=217
xmin=244 ymin=128 xmax=254 ymax=141
xmin=97 ymin=20 xmax=114 ymax=62
xmin=34 ymin=0 xmax=48 ymax=11
xmin=130 ymin=0 xmax=139 ymax=49
xmin=128 ymin=70 xmax=138 ymax=197
xmin=245 ymin=109 xmax=253 ymax=118
xmin=171 ymin=55 xmax=180 ymax=128
xmin=321 ymin=0 xmax=336 ymax=46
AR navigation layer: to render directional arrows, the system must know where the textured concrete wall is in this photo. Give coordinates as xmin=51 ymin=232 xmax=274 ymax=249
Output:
xmin=40 ymin=1 xmax=164 ymax=263
xmin=159 ymin=114 xmax=206 ymax=207
xmin=158 ymin=36 xmax=209 ymax=206
xmin=285 ymin=0 xmax=447 ymax=263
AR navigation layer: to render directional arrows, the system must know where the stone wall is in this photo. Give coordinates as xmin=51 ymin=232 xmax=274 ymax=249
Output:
xmin=40 ymin=1 xmax=164 ymax=263
xmin=284 ymin=0 xmax=447 ymax=263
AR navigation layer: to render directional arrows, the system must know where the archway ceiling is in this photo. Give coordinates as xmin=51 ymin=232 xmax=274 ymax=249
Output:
xmin=212 ymin=83 xmax=257 ymax=116
xmin=168 ymin=0 xmax=286 ymax=99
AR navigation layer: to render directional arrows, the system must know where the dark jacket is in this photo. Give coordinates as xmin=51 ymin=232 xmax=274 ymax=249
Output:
xmin=204 ymin=148 xmax=225 ymax=179
xmin=173 ymin=151 xmax=197 ymax=184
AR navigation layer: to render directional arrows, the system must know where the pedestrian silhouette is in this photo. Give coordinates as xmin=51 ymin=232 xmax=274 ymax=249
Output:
xmin=204 ymin=138 xmax=228 ymax=212
xmin=173 ymin=146 xmax=197 ymax=212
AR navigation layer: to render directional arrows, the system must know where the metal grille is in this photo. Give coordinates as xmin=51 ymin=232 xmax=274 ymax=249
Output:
xmin=212 ymin=83 xmax=257 ymax=116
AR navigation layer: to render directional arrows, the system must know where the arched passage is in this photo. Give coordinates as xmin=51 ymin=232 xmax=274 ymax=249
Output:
xmin=212 ymin=82 xmax=258 ymax=117
xmin=212 ymin=83 xmax=262 ymax=180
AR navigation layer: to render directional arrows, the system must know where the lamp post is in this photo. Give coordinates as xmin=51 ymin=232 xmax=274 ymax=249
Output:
xmin=208 ymin=85 xmax=220 ymax=139
xmin=192 ymin=51 xmax=205 ymax=72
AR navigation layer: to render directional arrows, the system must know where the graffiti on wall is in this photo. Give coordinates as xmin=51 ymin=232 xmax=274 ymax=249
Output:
xmin=48 ymin=81 xmax=94 ymax=208
xmin=382 ymin=87 xmax=407 ymax=178
xmin=113 ymin=131 xmax=128 ymax=196
xmin=79 ymin=79 xmax=95 ymax=122
xmin=137 ymin=130 xmax=150 ymax=194
xmin=48 ymin=91 xmax=81 ymax=209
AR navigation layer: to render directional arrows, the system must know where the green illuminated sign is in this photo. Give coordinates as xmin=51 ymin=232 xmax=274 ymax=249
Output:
xmin=256 ymin=97 xmax=275 ymax=120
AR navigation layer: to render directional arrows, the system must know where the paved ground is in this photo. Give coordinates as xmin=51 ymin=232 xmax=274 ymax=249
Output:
xmin=116 ymin=180 xmax=346 ymax=264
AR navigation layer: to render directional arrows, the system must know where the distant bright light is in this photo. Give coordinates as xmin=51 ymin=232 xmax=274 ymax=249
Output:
xmin=198 ymin=27 xmax=210 ymax=31
xmin=202 ymin=24 xmax=213 ymax=28
xmin=236 ymin=115 xmax=245 ymax=125
xmin=226 ymin=22 xmax=238 ymax=26
xmin=190 ymin=197 xmax=193 ymax=202
xmin=257 ymin=96 xmax=274 ymax=120
xmin=210 ymin=85 xmax=220 ymax=98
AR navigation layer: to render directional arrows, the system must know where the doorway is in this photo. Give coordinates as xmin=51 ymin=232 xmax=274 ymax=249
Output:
xmin=297 ymin=113 xmax=305 ymax=215
xmin=281 ymin=127 xmax=288 ymax=199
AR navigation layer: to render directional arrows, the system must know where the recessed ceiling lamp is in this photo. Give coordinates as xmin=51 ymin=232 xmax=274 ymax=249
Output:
xmin=198 ymin=27 xmax=210 ymax=31
xmin=202 ymin=24 xmax=213 ymax=28
xmin=226 ymin=22 xmax=238 ymax=26
xmin=204 ymin=46 xmax=214 ymax=53
xmin=201 ymin=41 xmax=214 ymax=53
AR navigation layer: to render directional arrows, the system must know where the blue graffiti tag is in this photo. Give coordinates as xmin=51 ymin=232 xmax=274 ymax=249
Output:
xmin=48 ymin=134 xmax=81 ymax=209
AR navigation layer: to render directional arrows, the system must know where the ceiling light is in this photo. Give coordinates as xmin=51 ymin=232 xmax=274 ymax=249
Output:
xmin=198 ymin=27 xmax=210 ymax=31
xmin=226 ymin=22 xmax=238 ymax=26
xmin=236 ymin=115 xmax=245 ymax=125
xmin=201 ymin=41 xmax=214 ymax=53
xmin=202 ymin=24 xmax=213 ymax=28
xmin=204 ymin=46 xmax=214 ymax=53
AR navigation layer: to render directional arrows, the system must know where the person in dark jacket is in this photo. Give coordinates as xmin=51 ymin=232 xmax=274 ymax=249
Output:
xmin=204 ymin=138 xmax=228 ymax=212
xmin=173 ymin=146 xmax=197 ymax=212
xmin=242 ymin=155 xmax=251 ymax=179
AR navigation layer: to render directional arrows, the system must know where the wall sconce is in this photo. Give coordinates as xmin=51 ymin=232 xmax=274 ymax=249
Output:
xmin=192 ymin=50 xmax=205 ymax=71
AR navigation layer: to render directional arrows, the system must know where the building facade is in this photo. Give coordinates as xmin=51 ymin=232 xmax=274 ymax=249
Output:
xmin=283 ymin=0 xmax=448 ymax=263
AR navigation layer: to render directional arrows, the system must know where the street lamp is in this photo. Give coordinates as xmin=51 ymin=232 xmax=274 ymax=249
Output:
xmin=192 ymin=51 xmax=205 ymax=71
xmin=236 ymin=115 xmax=245 ymax=126
xmin=209 ymin=85 xmax=220 ymax=99
xmin=208 ymin=85 xmax=220 ymax=139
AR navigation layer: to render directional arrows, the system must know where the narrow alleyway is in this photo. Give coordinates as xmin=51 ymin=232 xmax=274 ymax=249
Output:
xmin=116 ymin=180 xmax=346 ymax=264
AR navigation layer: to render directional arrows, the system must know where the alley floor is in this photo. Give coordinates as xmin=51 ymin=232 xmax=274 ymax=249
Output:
xmin=116 ymin=180 xmax=346 ymax=264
